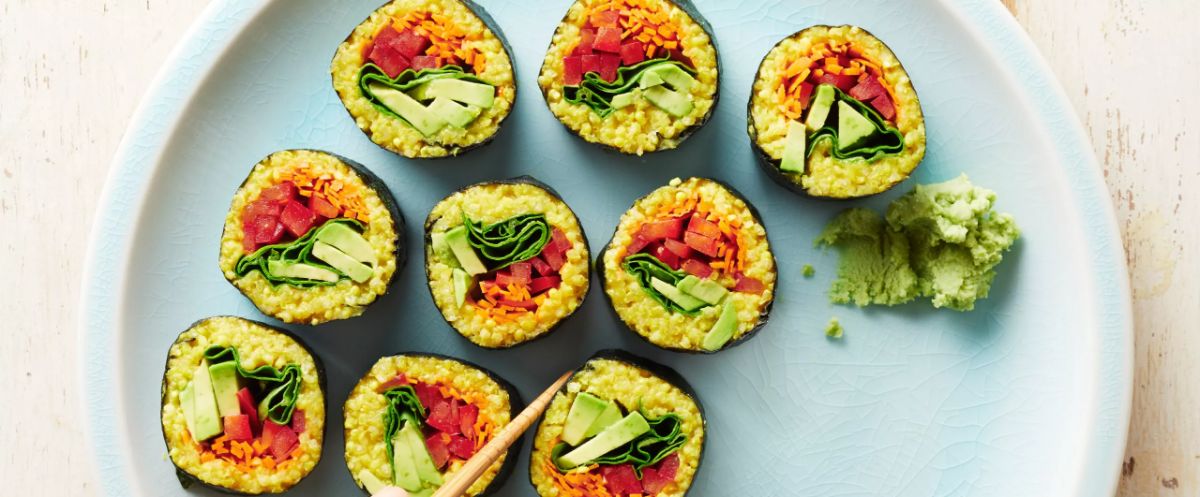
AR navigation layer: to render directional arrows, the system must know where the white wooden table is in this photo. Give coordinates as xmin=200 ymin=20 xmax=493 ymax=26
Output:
xmin=0 ymin=1 xmax=1194 ymax=495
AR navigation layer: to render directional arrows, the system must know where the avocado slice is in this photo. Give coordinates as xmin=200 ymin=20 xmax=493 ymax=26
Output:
xmin=400 ymin=422 xmax=443 ymax=487
xmin=391 ymin=431 xmax=423 ymax=491
xmin=315 ymin=222 xmax=375 ymax=264
xmin=416 ymin=79 xmax=495 ymax=109
xmin=650 ymin=277 xmax=707 ymax=312
xmin=368 ymin=81 xmax=448 ymax=137
xmin=452 ymin=268 xmax=470 ymax=308
xmin=561 ymin=392 xmax=610 ymax=446
xmin=649 ymin=64 xmax=696 ymax=92
xmin=268 ymin=259 xmax=340 ymax=283
xmin=638 ymin=70 xmax=665 ymax=89
xmin=701 ymin=299 xmax=739 ymax=351
xmin=779 ymin=120 xmax=808 ymax=174
xmin=179 ymin=382 xmax=197 ymax=439
xmin=312 ymin=241 xmax=373 ymax=283
xmin=805 ymin=84 xmax=836 ymax=131
xmin=356 ymin=469 xmax=388 ymax=494
xmin=428 ymin=97 xmax=482 ymax=128
xmin=190 ymin=360 xmax=222 ymax=441
xmin=611 ymin=90 xmax=639 ymax=109
xmin=430 ymin=232 xmax=461 ymax=268
xmin=677 ymin=275 xmax=728 ymax=306
xmin=643 ymin=86 xmax=694 ymax=117
xmin=836 ymin=100 xmax=878 ymax=152
xmin=444 ymin=226 xmax=488 ymax=276
xmin=207 ymin=361 xmax=241 ymax=418
xmin=558 ymin=412 xmax=652 ymax=468
xmin=582 ymin=400 xmax=623 ymax=439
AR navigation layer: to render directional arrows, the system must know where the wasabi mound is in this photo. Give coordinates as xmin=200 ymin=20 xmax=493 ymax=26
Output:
xmin=816 ymin=175 xmax=1019 ymax=311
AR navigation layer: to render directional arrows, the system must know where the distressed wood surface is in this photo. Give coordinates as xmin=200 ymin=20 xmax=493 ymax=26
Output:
xmin=0 ymin=0 xmax=1193 ymax=495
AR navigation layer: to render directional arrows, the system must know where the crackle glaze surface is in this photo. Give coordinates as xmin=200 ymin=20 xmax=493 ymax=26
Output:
xmin=80 ymin=0 xmax=1131 ymax=496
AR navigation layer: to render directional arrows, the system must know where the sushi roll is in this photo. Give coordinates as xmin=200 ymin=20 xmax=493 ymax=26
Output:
xmin=529 ymin=350 xmax=704 ymax=497
xmin=344 ymin=354 xmax=523 ymax=496
xmin=160 ymin=316 xmax=326 ymax=494
xmin=537 ymin=0 xmax=719 ymax=155
xmin=424 ymin=177 xmax=590 ymax=348
xmin=331 ymin=0 xmax=516 ymax=158
xmin=747 ymin=25 xmax=926 ymax=198
xmin=598 ymin=177 xmax=776 ymax=352
xmin=219 ymin=149 xmax=405 ymax=325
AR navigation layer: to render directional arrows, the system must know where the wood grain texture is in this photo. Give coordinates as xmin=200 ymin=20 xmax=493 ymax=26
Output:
xmin=0 ymin=1 xmax=1192 ymax=496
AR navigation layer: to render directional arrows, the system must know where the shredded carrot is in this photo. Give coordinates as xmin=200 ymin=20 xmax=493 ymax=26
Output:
xmin=542 ymin=458 xmax=615 ymax=497
xmin=774 ymin=40 xmax=898 ymax=121
xmin=574 ymin=0 xmax=685 ymax=59
xmin=281 ymin=163 xmax=371 ymax=224
xmin=388 ymin=11 xmax=488 ymax=73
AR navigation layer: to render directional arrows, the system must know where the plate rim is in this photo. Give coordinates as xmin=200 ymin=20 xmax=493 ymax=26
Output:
xmin=78 ymin=0 xmax=1133 ymax=495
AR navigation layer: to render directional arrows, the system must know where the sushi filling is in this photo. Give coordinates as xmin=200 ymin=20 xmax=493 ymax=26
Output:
xmin=774 ymin=40 xmax=905 ymax=173
xmin=618 ymin=191 xmax=764 ymax=350
xmin=542 ymin=392 xmax=686 ymax=496
xmin=177 ymin=346 xmax=308 ymax=470
xmin=359 ymin=15 xmax=497 ymax=137
xmin=234 ymin=166 xmax=378 ymax=287
xmin=361 ymin=373 xmax=500 ymax=494
xmin=431 ymin=213 xmax=574 ymax=323
xmin=560 ymin=0 xmax=700 ymax=117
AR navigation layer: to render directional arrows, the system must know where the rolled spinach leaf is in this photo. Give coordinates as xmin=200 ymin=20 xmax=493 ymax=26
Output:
xmin=464 ymin=213 xmax=551 ymax=270
xmin=563 ymin=59 xmax=695 ymax=118
xmin=359 ymin=63 xmax=492 ymax=122
xmin=203 ymin=345 xmax=303 ymax=425
xmin=807 ymin=87 xmax=905 ymax=162
xmin=551 ymin=412 xmax=686 ymax=477
xmin=382 ymin=385 xmax=426 ymax=483
xmin=234 ymin=218 xmax=364 ymax=287
xmin=621 ymin=253 xmax=698 ymax=315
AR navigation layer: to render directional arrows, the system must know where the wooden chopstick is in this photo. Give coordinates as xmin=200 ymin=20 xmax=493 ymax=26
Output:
xmin=429 ymin=370 xmax=573 ymax=497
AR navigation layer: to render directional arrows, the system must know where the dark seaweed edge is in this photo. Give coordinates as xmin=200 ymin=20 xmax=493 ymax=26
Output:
xmin=526 ymin=349 xmax=707 ymax=496
xmin=595 ymin=177 xmax=776 ymax=354
xmin=219 ymin=149 xmax=408 ymax=326
xmin=343 ymin=352 xmax=527 ymax=497
xmin=746 ymin=25 xmax=926 ymax=199
xmin=160 ymin=315 xmax=329 ymax=495
xmin=422 ymin=175 xmax=592 ymax=349
xmin=536 ymin=0 xmax=720 ymax=156
xmin=330 ymin=0 xmax=518 ymax=160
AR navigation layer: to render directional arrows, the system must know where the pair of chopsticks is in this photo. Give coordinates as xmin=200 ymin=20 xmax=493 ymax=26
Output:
xmin=374 ymin=370 xmax=573 ymax=497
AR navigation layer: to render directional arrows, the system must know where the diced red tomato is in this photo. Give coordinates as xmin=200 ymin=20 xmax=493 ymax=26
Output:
xmin=426 ymin=433 xmax=451 ymax=469
xmin=235 ymin=388 xmax=260 ymax=435
xmin=243 ymin=199 xmax=283 ymax=220
xmin=871 ymin=93 xmax=896 ymax=121
xmin=426 ymin=399 xmax=461 ymax=434
xmin=638 ymin=217 xmax=685 ymax=241
xmin=497 ymin=298 xmax=538 ymax=309
xmin=529 ymin=276 xmax=561 ymax=294
xmin=413 ymin=382 xmax=442 ymax=412
xmin=849 ymin=75 xmax=885 ymax=102
xmin=652 ymin=243 xmax=680 ymax=269
xmin=582 ymin=54 xmax=603 ymax=76
xmin=543 ymin=248 xmax=565 ymax=272
xmin=447 ymin=434 xmax=475 ymax=459
xmin=657 ymin=453 xmax=680 ymax=480
xmin=563 ymin=56 xmax=583 ymax=85
xmin=733 ymin=274 xmax=765 ymax=294
xmin=626 ymin=234 xmax=652 ymax=256
xmin=252 ymin=216 xmax=285 ymax=245
xmin=264 ymin=421 xmax=299 ymax=460
xmin=598 ymin=54 xmax=621 ymax=82
xmin=681 ymin=258 xmax=712 ymax=278
xmin=620 ymin=41 xmax=645 ymax=66
xmin=280 ymin=200 xmax=316 ymax=238
xmin=686 ymin=214 xmax=721 ymax=239
xmin=372 ymin=25 xmax=401 ymax=51
xmin=593 ymin=27 xmax=622 ymax=53
xmin=590 ymin=10 xmax=620 ymax=28
xmin=667 ymin=48 xmax=693 ymax=67
xmin=493 ymin=269 xmax=515 ymax=287
xmin=291 ymin=409 xmax=306 ymax=434
xmin=642 ymin=454 xmax=680 ymax=493
xmin=530 ymin=256 xmax=554 ymax=276
xmin=836 ymin=53 xmax=851 ymax=67
xmin=376 ymin=373 xmax=410 ymax=393
xmin=458 ymin=404 xmax=478 ymax=441
xmin=389 ymin=29 xmax=430 ymax=59
xmin=797 ymin=81 xmax=815 ymax=110
xmin=259 ymin=181 xmax=298 ymax=205
xmin=813 ymin=71 xmax=857 ymax=92
xmin=573 ymin=29 xmax=596 ymax=56
xmin=663 ymin=238 xmax=692 ymax=259
xmin=223 ymin=415 xmax=253 ymax=441
xmin=601 ymin=464 xmax=643 ymax=495
xmin=683 ymin=231 xmax=719 ymax=258
xmin=509 ymin=262 xmax=532 ymax=286
xmin=369 ymin=43 xmax=411 ymax=78
xmin=410 ymin=55 xmax=440 ymax=71
xmin=307 ymin=195 xmax=339 ymax=220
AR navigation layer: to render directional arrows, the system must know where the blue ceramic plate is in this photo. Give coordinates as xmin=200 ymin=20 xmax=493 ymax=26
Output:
xmin=81 ymin=0 xmax=1131 ymax=495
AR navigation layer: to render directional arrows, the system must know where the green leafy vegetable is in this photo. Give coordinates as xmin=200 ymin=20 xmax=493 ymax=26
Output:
xmin=463 ymin=213 xmax=550 ymax=270
xmin=807 ymin=87 xmax=904 ymax=161
xmin=359 ymin=64 xmax=491 ymax=122
xmin=234 ymin=218 xmax=365 ymax=287
xmin=563 ymin=59 xmax=695 ymax=117
xmin=621 ymin=253 xmax=698 ymax=315
xmin=382 ymin=386 xmax=426 ymax=484
xmin=202 ymin=346 xmax=302 ymax=425
xmin=551 ymin=409 xmax=686 ymax=477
